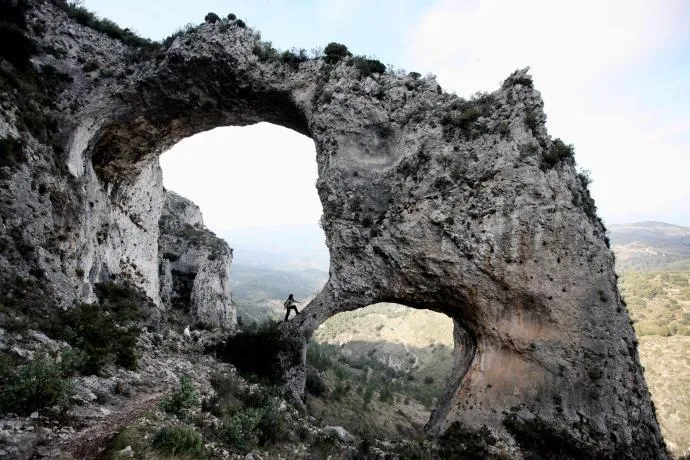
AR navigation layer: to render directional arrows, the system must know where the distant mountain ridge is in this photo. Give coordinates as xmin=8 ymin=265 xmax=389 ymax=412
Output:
xmin=222 ymin=224 xmax=329 ymax=271
xmin=609 ymin=221 xmax=690 ymax=272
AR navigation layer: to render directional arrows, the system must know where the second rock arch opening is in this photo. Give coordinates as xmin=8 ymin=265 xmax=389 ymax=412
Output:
xmin=305 ymin=302 xmax=456 ymax=440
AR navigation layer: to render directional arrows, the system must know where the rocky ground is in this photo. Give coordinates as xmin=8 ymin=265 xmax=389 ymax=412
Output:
xmin=0 ymin=326 xmax=434 ymax=460
xmin=0 ymin=326 xmax=217 ymax=459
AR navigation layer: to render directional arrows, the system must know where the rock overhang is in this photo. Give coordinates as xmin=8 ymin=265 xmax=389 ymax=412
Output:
xmin=0 ymin=2 xmax=669 ymax=457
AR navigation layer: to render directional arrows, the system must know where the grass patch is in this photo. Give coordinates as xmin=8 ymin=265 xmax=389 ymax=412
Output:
xmin=152 ymin=425 xmax=206 ymax=457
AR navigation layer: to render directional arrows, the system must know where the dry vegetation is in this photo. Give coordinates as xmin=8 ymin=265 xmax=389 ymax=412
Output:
xmin=620 ymin=270 xmax=690 ymax=336
xmin=619 ymin=269 xmax=690 ymax=457
xmin=637 ymin=336 xmax=690 ymax=457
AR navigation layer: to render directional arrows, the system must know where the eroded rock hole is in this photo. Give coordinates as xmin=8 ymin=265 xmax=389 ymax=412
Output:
xmin=305 ymin=303 xmax=455 ymax=440
xmin=159 ymin=122 xmax=327 ymax=329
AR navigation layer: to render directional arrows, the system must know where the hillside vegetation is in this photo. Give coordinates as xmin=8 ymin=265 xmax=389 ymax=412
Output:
xmin=307 ymin=304 xmax=454 ymax=440
xmin=615 ymin=269 xmax=690 ymax=456
xmin=620 ymin=270 xmax=690 ymax=336
xmin=637 ymin=336 xmax=690 ymax=457
xmin=611 ymin=221 xmax=690 ymax=272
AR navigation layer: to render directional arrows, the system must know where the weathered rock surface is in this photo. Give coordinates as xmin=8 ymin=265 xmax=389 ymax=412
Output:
xmin=0 ymin=1 xmax=667 ymax=457
xmin=158 ymin=190 xmax=235 ymax=328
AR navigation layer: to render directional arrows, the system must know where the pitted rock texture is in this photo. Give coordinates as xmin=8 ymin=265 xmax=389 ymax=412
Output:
xmin=0 ymin=1 xmax=666 ymax=457
xmin=158 ymin=191 xmax=235 ymax=328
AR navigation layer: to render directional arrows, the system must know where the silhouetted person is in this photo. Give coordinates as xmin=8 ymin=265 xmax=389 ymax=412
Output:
xmin=284 ymin=293 xmax=300 ymax=321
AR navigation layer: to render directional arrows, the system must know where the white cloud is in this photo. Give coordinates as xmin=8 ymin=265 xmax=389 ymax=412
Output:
xmin=407 ymin=0 xmax=690 ymax=225
xmin=408 ymin=0 xmax=678 ymax=96
xmin=160 ymin=123 xmax=322 ymax=233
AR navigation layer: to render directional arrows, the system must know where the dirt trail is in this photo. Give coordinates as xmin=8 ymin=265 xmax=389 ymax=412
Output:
xmin=61 ymin=390 xmax=169 ymax=460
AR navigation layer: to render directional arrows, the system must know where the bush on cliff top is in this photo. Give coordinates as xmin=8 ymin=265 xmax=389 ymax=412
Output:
xmin=324 ymin=42 xmax=351 ymax=64
xmin=204 ymin=12 xmax=220 ymax=23
xmin=350 ymin=56 xmax=386 ymax=78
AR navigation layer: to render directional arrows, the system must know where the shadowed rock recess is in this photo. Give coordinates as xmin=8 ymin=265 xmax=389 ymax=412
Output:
xmin=0 ymin=1 xmax=666 ymax=458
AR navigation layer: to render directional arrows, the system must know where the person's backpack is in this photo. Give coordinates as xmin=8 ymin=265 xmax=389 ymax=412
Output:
xmin=284 ymin=298 xmax=290 ymax=308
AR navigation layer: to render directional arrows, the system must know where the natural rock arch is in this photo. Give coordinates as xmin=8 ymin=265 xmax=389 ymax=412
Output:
xmin=0 ymin=2 xmax=667 ymax=458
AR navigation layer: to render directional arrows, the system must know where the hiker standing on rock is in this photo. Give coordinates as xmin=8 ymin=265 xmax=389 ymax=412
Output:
xmin=283 ymin=294 xmax=301 ymax=321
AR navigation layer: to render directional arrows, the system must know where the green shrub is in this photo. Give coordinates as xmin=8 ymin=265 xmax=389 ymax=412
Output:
xmin=209 ymin=374 xmax=290 ymax=449
xmin=441 ymin=94 xmax=494 ymax=140
xmin=255 ymin=399 xmax=291 ymax=445
xmin=160 ymin=375 xmax=198 ymax=418
xmin=105 ymin=426 xmax=149 ymax=459
xmin=152 ymin=425 xmax=206 ymax=457
xmin=253 ymin=41 xmax=280 ymax=62
xmin=306 ymin=368 xmax=327 ymax=397
xmin=542 ymin=138 xmax=575 ymax=169
xmin=219 ymin=397 xmax=290 ymax=449
xmin=573 ymin=171 xmax=598 ymax=221
xmin=46 ymin=282 xmax=148 ymax=374
xmin=235 ymin=19 xmax=246 ymax=28
xmin=0 ymin=350 xmax=81 ymax=416
xmin=307 ymin=342 xmax=333 ymax=371
xmin=227 ymin=13 xmax=237 ymax=20
xmin=351 ymin=56 xmax=386 ymax=77
xmin=204 ymin=12 xmax=220 ymax=23
xmin=55 ymin=304 xmax=141 ymax=373
xmin=323 ymin=42 xmax=351 ymax=64
xmin=220 ymin=407 xmax=263 ymax=448
xmin=524 ymin=110 xmax=538 ymax=132
xmin=281 ymin=48 xmax=308 ymax=67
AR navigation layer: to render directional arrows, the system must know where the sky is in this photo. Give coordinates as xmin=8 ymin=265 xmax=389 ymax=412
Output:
xmin=84 ymin=0 xmax=690 ymax=231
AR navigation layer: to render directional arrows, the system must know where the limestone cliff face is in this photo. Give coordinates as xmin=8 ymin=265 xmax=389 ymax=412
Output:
xmin=0 ymin=1 xmax=666 ymax=457
xmin=158 ymin=191 xmax=235 ymax=328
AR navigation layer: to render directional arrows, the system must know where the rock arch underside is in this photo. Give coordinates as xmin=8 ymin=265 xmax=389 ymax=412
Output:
xmin=0 ymin=2 xmax=668 ymax=458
